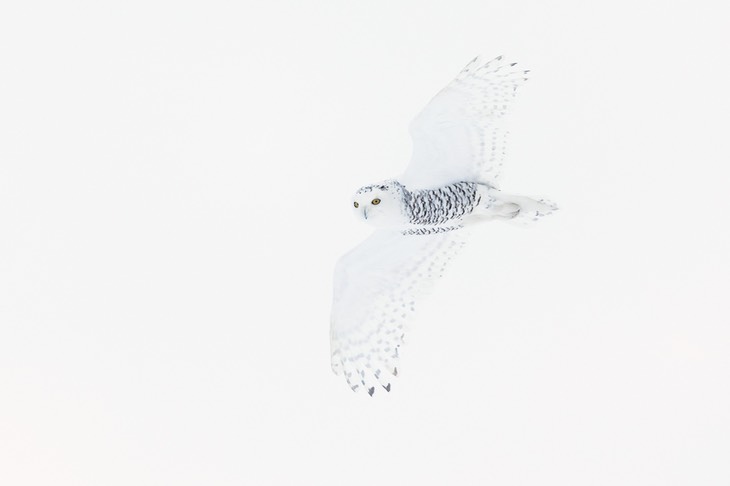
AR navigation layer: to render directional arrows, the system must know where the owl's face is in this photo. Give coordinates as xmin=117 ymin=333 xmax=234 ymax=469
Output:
xmin=352 ymin=182 xmax=404 ymax=227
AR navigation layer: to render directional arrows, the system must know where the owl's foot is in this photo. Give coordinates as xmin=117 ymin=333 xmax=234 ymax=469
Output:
xmin=494 ymin=202 xmax=521 ymax=219
xmin=482 ymin=188 xmax=558 ymax=225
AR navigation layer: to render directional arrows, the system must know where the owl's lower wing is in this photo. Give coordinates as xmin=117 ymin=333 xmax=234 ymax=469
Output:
xmin=401 ymin=55 xmax=529 ymax=191
xmin=330 ymin=228 xmax=467 ymax=395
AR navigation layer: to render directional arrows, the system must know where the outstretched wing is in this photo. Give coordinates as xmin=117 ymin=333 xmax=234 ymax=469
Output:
xmin=400 ymin=55 xmax=529 ymax=190
xmin=330 ymin=229 xmax=467 ymax=395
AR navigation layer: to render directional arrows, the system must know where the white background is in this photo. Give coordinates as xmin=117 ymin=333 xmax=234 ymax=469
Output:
xmin=1 ymin=1 xmax=728 ymax=485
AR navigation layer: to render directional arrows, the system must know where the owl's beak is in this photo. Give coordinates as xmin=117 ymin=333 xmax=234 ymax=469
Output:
xmin=363 ymin=208 xmax=368 ymax=220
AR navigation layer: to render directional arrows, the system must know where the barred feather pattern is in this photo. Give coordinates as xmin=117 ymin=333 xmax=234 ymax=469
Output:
xmin=401 ymin=181 xmax=482 ymax=225
xmin=401 ymin=225 xmax=462 ymax=236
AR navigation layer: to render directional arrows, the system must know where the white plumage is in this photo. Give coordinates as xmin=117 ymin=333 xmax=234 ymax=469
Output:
xmin=330 ymin=55 xmax=557 ymax=395
xmin=403 ymin=54 xmax=525 ymax=190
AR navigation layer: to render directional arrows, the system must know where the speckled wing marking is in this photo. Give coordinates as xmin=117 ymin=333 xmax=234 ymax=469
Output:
xmin=401 ymin=55 xmax=529 ymax=190
xmin=330 ymin=229 xmax=467 ymax=395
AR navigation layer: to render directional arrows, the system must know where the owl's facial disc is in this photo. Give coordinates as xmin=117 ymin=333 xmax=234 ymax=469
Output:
xmin=352 ymin=182 xmax=404 ymax=227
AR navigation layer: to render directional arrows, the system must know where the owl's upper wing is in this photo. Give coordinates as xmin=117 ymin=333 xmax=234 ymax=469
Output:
xmin=400 ymin=55 xmax=529 ymax=190
xmin=330 ymin=228 xmax=466 ymax=395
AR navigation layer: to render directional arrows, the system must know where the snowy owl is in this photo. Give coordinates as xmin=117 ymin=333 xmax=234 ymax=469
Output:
xmin=330 ymin=55 xmax=557 ymax=395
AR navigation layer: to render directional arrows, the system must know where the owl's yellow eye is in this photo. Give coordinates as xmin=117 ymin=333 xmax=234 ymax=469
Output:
xmin=371 ymin=198 xmax=381 ymax=205
xmin=353 ymin=201 xmax=359 ymax=208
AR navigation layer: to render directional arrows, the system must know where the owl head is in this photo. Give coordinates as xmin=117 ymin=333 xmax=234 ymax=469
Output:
xmin=352 ymin=180 xmax=406 ymax=227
